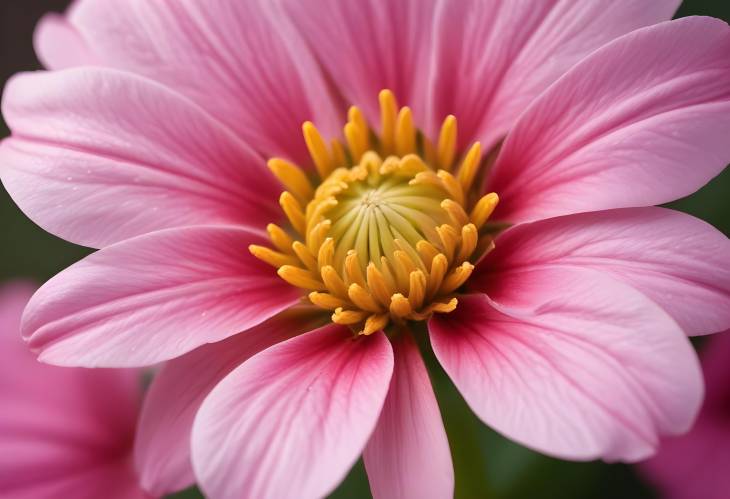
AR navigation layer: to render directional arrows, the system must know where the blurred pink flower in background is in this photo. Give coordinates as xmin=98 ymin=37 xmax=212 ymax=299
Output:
xmin=640 ymin=331 xmax=730 ymax=499
xmin=0 ymin=1 xmax=729 ymax=498
xmin=0 ymin=282 xmax=150 ymax=499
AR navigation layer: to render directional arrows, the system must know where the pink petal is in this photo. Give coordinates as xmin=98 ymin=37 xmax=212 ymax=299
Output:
xmin=642 ymin=420 xmax=730 ymax=499
xmin=430 ymin=267 xmax=703 ymax=461
xmin=282 ymin=0 xmax=436 ymax=124
xmin=0 ymin=68 xmax=280 ymax=248
xmin=363 ymin=331 xmax=453 ymax=499
xmin=473 ymin=207 xmax=730 ymax=336
xmin=640 ymin=332 xmax=730 ymax=499
xmin=3 ymin=462 xmax=151 ymax=499
xmin=66 ymin=0 xmax=341 ymax=162
xmin=33 ymin=12 xmax=98 ymax=69
xmin=427 ymin=0 xmax=679 ymax=149
xmin=22 ymin=226 xmax=301 ymax=367
xmin=488 ymin=17 xmax=730 ymax=223
xmin=133 ymin=306 xmax=326 ymax=496
xmin=191 ymin=324 xmax=394 ymax=499
xmin=0 ymin=283 xmax=146 ymax=498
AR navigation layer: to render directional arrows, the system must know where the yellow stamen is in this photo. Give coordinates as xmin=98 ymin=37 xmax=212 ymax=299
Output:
xmin=389 ymin=293 xmax=412 ymax=318
xmin=266 ymin=223 xmax=295 ymax=255
xmin=249 ymin=244 xmax=298 ymax=268
xmin=333 ymin=308 xmax=368 ymax=325
xmin=292 ymin=241 xmax=318 ymax=272
xmin=279 ymin=192 xmax=306 ymax=235
xmin=267 ymin=158 xmax=314 ymax=203
xmin=395 ymin=106 xmax=416 ymax=156
xmin=348 ymin=283 xmax=383 ymax=313
xmin=379 ymin=90 xmax=398 ymax=155
xmin=309 ymin=292 xmax=350 ymax=310
xmin=362 ymin=313 xmax=389 ymax=335
xmin=458 ymin=142 xmax=482 ymax=192
xmin=303 ymin=121 xmax=333 ymax=179
xmin=251 ymin=89 xmax=503 ymax=334
xmin=278 ymin=265 xmax=324 ymax=291
xmin=470 ymin=192 xmax=500 ymax=228
xmin=440 ymin=262 xmax=474 ymax=294
xmin=437 ymin=115 xmax=457 ymax=171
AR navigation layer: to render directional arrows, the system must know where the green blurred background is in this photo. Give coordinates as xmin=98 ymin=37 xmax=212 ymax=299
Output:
xmin=1 ymin=1 xmax=728 ymax=498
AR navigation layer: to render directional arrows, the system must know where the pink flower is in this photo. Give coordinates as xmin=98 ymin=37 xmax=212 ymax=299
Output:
xmin=640 ymin=331 xmax=730 ymax=499
xmin=1 ymin=1 xmax=729 ymax=498
xmin=0 ymin=282 xmax=150 ymax=498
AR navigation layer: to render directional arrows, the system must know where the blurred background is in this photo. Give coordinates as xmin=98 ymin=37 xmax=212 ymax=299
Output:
xmin=1 ymin=1 xmax=728 ymax=498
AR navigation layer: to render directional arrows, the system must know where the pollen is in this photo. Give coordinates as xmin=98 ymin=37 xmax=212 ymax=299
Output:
xmin=251 ymin=90 xmax=499 ymax=335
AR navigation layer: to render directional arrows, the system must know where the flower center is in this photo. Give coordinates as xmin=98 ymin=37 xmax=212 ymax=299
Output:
xmin=251 ymin=90 xmax=499 ymax=335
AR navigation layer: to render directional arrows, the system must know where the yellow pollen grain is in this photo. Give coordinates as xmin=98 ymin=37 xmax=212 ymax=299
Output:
xmin=252 ymin=89 xmax=503 ymax=334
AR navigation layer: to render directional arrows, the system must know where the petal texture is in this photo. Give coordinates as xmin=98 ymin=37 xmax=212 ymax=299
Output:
xmin=641 ymin=332 xmax=730 ymax=499
xmin=33 ymin=11 xmax=98 ymax=70
xmin=22 ymin=226 xmax=301 ymax=367
xmin=192 ymin=324 xmax=394 ymax=499
xmin=430 ymin=268 xmax=703 ymax=461
xmin=1 ymin=68 xmax=280 ymax=248
xmin=489 ymin=17 xmax=730 ymax=223
xmin=363 ymin=331 xmax=453 ymax=499
xmin=473 ymin=207 xmax=730 ymax=336
xmin=283 ymin=0 xmax=437 ymax=124
xmin=134 ymin=306 xmax=326 ymax=496
xmin=67 ymin=0 xmax=341 ymax=161
xmin=0 ymin=282 xmax=147 ymax=499
xmin=427 ymin=0 xmax=680 ymax=149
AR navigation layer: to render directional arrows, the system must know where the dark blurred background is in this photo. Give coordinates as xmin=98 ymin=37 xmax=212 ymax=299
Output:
xmin=2 ymin=1 xmax=729 ymax=498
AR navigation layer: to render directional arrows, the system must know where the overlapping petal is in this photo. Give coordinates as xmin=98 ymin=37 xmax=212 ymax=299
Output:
xmin=192 ymin=324 xmax=393 ymax=499
xmin=63 ymin=0 xmax=341 ymax=162
xmin=427 ymin=0 xmax=680 ymax=149
xmin=430 ymin=268 xmax=703 ymax=461
xmin=22 ymin=226 xmax=301 ymax=367
xmin=473 ymin=208 xmax=730 ymax=336
xmin=0 ymin=68 xmax=280 ymax=248
xmin=489 ymin=16 xmax=730 ymax=223
xmin=0 ymin=283 xmax=146 ymax=499
xmin=363 ymin=331 xmax=453 ymax=499
xmin=34 ymin=9 xmax=99 ymax=70
xmin=133 ymin=306 xmax=326 ymax=496
xmin=283 ymin=0 xmax=436 ymax=125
